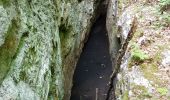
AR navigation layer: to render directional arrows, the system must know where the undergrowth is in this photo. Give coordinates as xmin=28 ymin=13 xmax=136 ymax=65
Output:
xmin=159 ymin=0 xmax=170 ymax=12
xmin=130 ymin=42 xmax=148 ymax=62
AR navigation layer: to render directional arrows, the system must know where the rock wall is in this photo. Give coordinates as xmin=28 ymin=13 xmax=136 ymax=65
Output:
xmin=0 ymin=0 xmax=102 ymax=99
xmin=106 ymin=0 xmax=120 ymax=60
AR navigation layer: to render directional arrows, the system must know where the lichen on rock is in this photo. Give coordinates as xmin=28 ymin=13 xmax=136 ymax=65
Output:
xmin=0 ymin=0 xmax=101 ymax=100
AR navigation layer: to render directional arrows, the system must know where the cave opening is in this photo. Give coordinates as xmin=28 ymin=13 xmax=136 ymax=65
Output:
xmin=70 ymin=5 xmax=113 ymax=100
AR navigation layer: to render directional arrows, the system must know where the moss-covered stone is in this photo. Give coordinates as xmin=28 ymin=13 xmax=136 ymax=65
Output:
xmin=0 ymin=19 xmax=20 ymax=83
xmin=0 ymin=0 xmax=10 ymax=7
xmin=0 ymin=0 xmax=102 ymax=100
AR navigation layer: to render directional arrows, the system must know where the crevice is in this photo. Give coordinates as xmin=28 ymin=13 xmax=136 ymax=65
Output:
xmin=70 ymin=1 xmax=116 ymax=99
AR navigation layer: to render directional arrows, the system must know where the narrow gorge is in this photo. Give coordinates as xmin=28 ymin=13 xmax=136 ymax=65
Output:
xmin=0 ymin=0 xmax=119 ymax=99
xmin=70 ymin=13 xmax=114 ymax=100
xmin=0 ymin=0 xmax=170 ymax=100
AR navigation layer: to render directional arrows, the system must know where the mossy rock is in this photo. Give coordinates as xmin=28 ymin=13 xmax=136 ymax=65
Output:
xmin=0 ymin=19 xmax=20 ymax=83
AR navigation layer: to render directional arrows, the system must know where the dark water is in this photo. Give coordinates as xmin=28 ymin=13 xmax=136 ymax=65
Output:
xmin=70 ymin=14 xmax=112 ymax=100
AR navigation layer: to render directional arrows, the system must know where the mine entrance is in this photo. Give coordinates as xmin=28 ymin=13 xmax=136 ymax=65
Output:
xmin=70 ymin=12 xmax=112 ymax=100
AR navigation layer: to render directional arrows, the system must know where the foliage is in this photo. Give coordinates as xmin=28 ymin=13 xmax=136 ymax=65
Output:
xmin=159 ymin=0 xmax=170 ymax=12
xmin=122 ymin=91 xmax=129 ymax=100
xmin=159 ymin=0 xmax=170 ymax=6
xmin=157 ymin=87 xmax=168 ymax=96
xmin=161 ymin=13 xmax=170 ymax=26
xmin=130 ymin=43 xmax=148 ymax=62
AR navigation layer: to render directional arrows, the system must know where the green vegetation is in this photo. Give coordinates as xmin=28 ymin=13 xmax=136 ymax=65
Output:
xmin=130 ymin=42 xmax=148 ymax=62
xmin=132 ymin=49 xmax=148 ymax=61
xmin=119 ymin=1 xmax=170 ymax=99
xmin=161 ymin=14 xmax=170 ymax=26
xmin=0 ymin=19 xmax=20 ymax=83
xmin=122 ymin=91 xmax=129 ymax=100
xmin=59 ymin=23 xmax=73 ymax=59
xmin=0 ymin=0 xmax=10 ymax=7
xmin=132 ymin=84 xmax=152 ymax=99
xmin=157 ymin=87 xmax=168 ymax=96
xmin=159 ymin=0 xmax=170 ymax=7
xmin=140 ymin=63 xmax=159 ymax=85
xmin=159 ymin=0 xmax=170 ymax=12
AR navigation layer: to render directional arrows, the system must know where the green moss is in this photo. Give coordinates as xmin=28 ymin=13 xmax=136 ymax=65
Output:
xmin=132 ymin=84 xmax=147 ymax=92
xmin=59 ymin=23 xmax=72 ymax=39
xmin=122 ymin=91 xmax=129 ymax=100
xmin=0 ymin=0 xmax=11 ymax=7
xmin=161 ymin=14 xmax=170 ymax=26
xmin=0 ymin=1 xmax=2 ymax=5
xmin=132 ymin=84 xmax=152 ymax=99
xmin=131 ymin=49 xmax=148 ymax=61
xmin=59 ymin=23 xmax=73 ymax=59
xmin=139 ymin=44 xmax=168 ymax=85
xmin=0 ymin=19 xmax=20 ymax=83
xmin=159 ymin=0 xmax=170 ymax=12
xmin=48 ymin=62 xmax=59 ymax=100
xmin=140 ymin=63 xmax=160 ymax=86
xmin=19 ymin=71 xmax=27 ymax=81
xmin=133 ymin=29 xmax=144 ymax=39
xmin=157 ymin=87 xmax=168 ymax=96
xmin=154 ymin=49 xmax=162 ymax=63
xmin=128 ymin=42 xmax=148 ymax=67
xmin=136 ymin=44 xmax=169 ymax=86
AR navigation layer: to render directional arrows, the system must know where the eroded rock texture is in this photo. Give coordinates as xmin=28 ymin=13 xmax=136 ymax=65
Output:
xmin=106 ymin=0 xmax=120 ymax=60
xmin=0 ymin=0 xmax=101 ymax=99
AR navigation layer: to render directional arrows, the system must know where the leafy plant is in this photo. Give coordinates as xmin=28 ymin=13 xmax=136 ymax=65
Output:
xmin=157 ymin=87 xmax=168 ymax=96
xmin=130 ymin=43 xmax=148 ymax=61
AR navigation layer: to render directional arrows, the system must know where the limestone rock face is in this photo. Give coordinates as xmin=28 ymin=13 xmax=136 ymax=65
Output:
xmin=106 ymin=0 xmax=120 ymax=60
xmin=0 ymin=0 xmax=100 ymax=99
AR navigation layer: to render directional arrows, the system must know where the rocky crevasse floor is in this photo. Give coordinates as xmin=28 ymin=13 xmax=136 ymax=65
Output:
xmin=71 ymin=15 xmax=113 ymax=100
